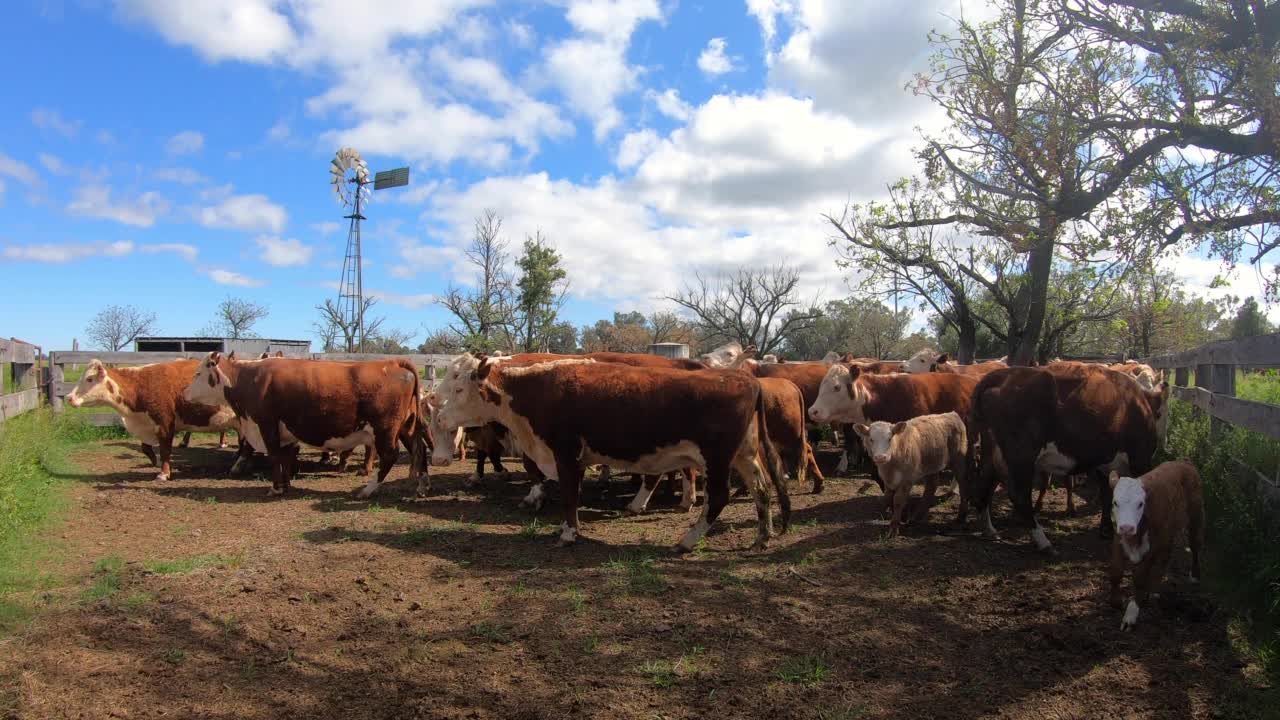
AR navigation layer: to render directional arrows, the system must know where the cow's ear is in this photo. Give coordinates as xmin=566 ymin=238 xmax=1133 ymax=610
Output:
xmin=936 ymin=353 xmax=950 ymax=364
xmin=209 ymin=351 xmax=222 ymax=364
xmin=86 ymin=359 xmax=104 ymax=379
xmin=1108 ymin=470 xmax=1120 ymax=489
xmin=853 ymin=423 xmax=869 ymax=438
xmin=227 ymin=351 xmax=237 ymax=361
xmin=473 ymin=354 xmax=492 ymax=380
xmin=891 ymin=422 xmax=908 ymax=435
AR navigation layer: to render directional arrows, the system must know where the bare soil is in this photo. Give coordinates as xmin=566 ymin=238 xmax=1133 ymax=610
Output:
xmin=0 ymin=436 xmax=1272 ymax=720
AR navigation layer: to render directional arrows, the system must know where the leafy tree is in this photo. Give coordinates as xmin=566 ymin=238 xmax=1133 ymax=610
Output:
xmin=514 ymin=232 xmax=569 ymax=352
xmin=363 ymin=327 xmax=416 ymax=354
xmin=1232 ymin=297 xmax=1273 ymax=338
xmin=85 ymin=304 xmax=157 ymax=351
xmin=783 ymin=299 xmax=915 ymax=360
xmin=544 ymin=321 xmax=579 ymax=354
xmin=440 ymin=210 xmax=518 ymax=352
xmin=417 ymin=328 xmax=465 ymax=355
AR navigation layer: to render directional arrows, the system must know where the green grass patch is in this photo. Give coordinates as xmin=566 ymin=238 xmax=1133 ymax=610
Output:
xmin=602 ymin=552 xmax=667 ymax=595
xmin=566 ymin=585 xmax=587 ymax=613
xmin=519 ymin=517 xmax=550 ymax=540
xmin=143 ymin=553 xmax=241 ymax=575
xmin=775 ymin=654 xmax=830 ymax=686
xmin=81 ymin=554 xmax=126 ymax=603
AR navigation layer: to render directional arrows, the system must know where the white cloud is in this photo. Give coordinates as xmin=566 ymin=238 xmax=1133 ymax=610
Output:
xmin=67 ymin=185 xmax=168 ymax=227
xmin=165 ymin=130 xmax=205 ymax=156
xmin=116 ymin=0 xmax=295 ymax=63
xmin=208 ymin=269 xmax=264 ymax=287
xmin=0 ymin=153 xmax=40 ymax=186
xmin=267 ymin=120 xmax=290 ymax=142
xmin=311 ymin=221 xmax=341 ymax=236
xmin=617 ymin=129 xmax=660 ymax=169
xmin=507 ymin=20 xmax=535 ymax=48
xmin=140 ymin=242 xmax=199 ymax=262
xmin=745 ymin=0 xmax=792 ymax=45
xmin=1171 ymin=250 xmax=1280 ymax=322
xmin=369 ymin=289 xmax=437 ymax=309
xmin=154 ymin=167 xmax=207 ymax=185
xmin=255 ymin=235 xmax=313 ymax=266
xmin=3 ymin=240 xmax=134 ymax=263
xmin=697 ymin=37 xmax=736 ymax=76
xmin=198 ymin=193 xmax=288 ymax=233
xmin=30 ymin=108 xmax=81 ymax=137
xmin=649 ymin=88 xmax=692 ymax=121
xmin=38 ymin=153 xmax=70 ymax=176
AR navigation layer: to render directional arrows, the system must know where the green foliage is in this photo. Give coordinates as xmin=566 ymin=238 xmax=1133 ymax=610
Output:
xmin=514 ymin=232 xmax=569 ymax=353
xmin=783 ymin=298 xmax=918 ymax=360
xmin=775 ymin=654 xmax=830 ymax=686
xmin=1231 ymin=298 xmax=1273 ymax=339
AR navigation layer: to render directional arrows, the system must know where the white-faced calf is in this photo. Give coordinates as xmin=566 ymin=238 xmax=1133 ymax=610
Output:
xmin=853 ymin=411 xmax=967 ymax=536
xmin=1108 ymin=460 xmax=1204 ymax=630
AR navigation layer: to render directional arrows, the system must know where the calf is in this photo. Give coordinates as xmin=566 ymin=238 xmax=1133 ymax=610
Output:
xmin=434 ymin=354 xmax=787 ymax=550
xmin=969 ymin=364 xmax=1169 ymax=552
xmin=1108 ymin=461 xmax=1204 ymax=630
xmin=901 ymin=349 xmax=1008 ymax=376
xmin=65 ymin=359 xmax=236 ymax=481
xmin=853 ymin=412 xmax=967 ymax=535
xmin=184 ymin=353 xmax=427 ymax=498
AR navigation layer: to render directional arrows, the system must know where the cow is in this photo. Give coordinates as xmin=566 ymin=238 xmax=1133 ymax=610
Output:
xmin=852 ymin=412 xmax=967 ymax=536
xmin=183 ymin=353 xmax=427 ymax=498
xmin=1108 ymin=461 xmax=1204 ymax=630
xmin=65 ymin=359 xmax=237 ymax=481
xmin=433 ymin=354 xmax=788 ymax=551
xmin=968 ymin=363 xmax=1170 ymax=553
xmin=901 ymin=348 xmax=1008 ymax=376
xmin=701 ymin=341 xmax=747 ymax=369
xmin=1107 ymin=361 xmax=1159 ymax=390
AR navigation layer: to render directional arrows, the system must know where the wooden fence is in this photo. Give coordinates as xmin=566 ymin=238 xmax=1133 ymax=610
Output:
xmin=46 ymin=350 xmax=458 ymax=426
xmin=1145 ymin=332 xmax=1280 ymax=508
xmin=0 ymin=338 xmax=41 ymax=425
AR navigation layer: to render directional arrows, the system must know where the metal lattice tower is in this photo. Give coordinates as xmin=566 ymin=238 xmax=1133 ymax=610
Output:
xmin=336 ymin=182 xmax=368 ymax=352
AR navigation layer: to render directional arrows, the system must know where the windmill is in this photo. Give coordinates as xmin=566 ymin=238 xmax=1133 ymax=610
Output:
xmin=329 ymin=147 xmax=409 ymax=352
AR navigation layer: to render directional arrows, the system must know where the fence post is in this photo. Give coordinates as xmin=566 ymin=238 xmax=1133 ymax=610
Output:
xmin=49 ymin=353 xmax=64 ymax=413
xmin=1211 ymin=361 xmax=1237 ymax=443
xmin=1174 ymin=366 xmax=1188 ymax=388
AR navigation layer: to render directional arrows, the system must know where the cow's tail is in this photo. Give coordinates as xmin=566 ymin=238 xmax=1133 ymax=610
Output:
xmin=397 ymin=359 xmax=431 ymax=478
xmin=755 ymin=385 xmax=790 ymax=532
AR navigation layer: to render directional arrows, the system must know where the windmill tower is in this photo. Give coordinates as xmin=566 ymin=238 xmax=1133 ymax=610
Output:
xmin=329 ymin=148 xmax=409 ymax=352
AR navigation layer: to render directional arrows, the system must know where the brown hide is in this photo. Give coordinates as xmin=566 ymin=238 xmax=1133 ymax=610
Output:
xmin=102 ymin=359 xmax=229 ymax=434
xmin=758 ymin=377 xmax=824 ymax=493
xmin=936 ymin=359 xmax=1008 ymax=375
xmin=849 ymin=366 xmax=980 ymax=423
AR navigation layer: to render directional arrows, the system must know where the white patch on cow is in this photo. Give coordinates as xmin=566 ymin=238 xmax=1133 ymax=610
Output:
xmin=679 ymin=472 xmax=696 ymax=510
xmin=155 ymin=471 xmax=169 ymax=481
xmin=1030 ymin=523 xmax=1053 ymax=552
xmin=901 ymin=348 xmax=940 ymax=374
xmin=700 ymin=341 xmax=743 ymax=368
xmin=558 ymin=522 xmax=578 ymax=544
xmin=860 ymin=422 xmax=895 ymax=465
xmin=1121 ymin=599 xmax=1140 ymax=630
xmin=120 ymin=410 xmax=162 ymax=446
xmin=1034 ymin=442 xmax=1076 ymax=474
xmin=808 ymin=364 xmax=866 ymax=424
xmin=820 ymin=351 xmax=841 ymax=365
xmin=980 ymin=505 xmax=998 ymax=538
xmin=583 ymin=441 xmax=707 ymax=477
xmin=356 ymin=474 xmax=382 ymax=499
xmin=521 ymin=482 xmax=546 ymax=509
xmin=627 ymin=482 xmax=656 ymax=514
xmin=239 ymin=418 xmax=268 ymax=454
xmin=1112 ymin=475 xmax=1147 ymax=548
xmin=1121 ymin=534 xmax=1150 ymax=565
xmin=320 ymin=423 xmax=374 ymax=452
xmin=180 ymin=405 xmax=237 ymax=434
xmin=677 ymin=512 xmax=711 ymax=551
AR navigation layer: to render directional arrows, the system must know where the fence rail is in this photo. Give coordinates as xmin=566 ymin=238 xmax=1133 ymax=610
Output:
xmin=1145 ymin=332 xmax=1280 ymax=509
xmin=0 ymin=337 xmax=41 ymax=425
xmin=44 ymin=350 xmax=460 ymax=424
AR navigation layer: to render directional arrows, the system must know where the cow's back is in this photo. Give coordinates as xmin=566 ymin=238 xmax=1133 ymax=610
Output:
xmin=863 ymin=372 xmax=980 ymax=422
xmin=751 ymin=362 xmax=828 ymax=408
xmin=1046 ymin=363 xmax=1158 ymax=469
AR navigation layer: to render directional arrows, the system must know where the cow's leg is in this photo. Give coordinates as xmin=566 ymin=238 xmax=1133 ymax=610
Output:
xmin=520 ymin=456 xmax=548 ymax=511
xmin=679 ymin=468 xmax=698 ymax=511
xmin=491 ymin=452 xmax=507 ymax=475
xmin=359 ymin=445 xmax=375 ymax=476
xmin=1009 ymin=459 xmax=1052 ymax=553
xmin=282 ymin=445 xmax=300 ymax=490
xmin=229 ymin=438 xmax=253 ymax=476
xmin=1093 ymin=468 xmax=1115 ymax=539
xmin=218 ymin=431 xmax=228 ymax=449
xmin=627 ymin=475 xmax=661 ymax=514
xmin=733 ymin=454 xmax=774 ymax=550
xmin=1065 ymin=474 xmax=1076 ymax=515
xmin=336 ymin=449 xmax=353 ymax=472
xmin=912 ymin=474 xmax=939 ymax=525
xmin=554 ymin=455 xmax=584 ymax=546
xmin=468 ymin=449 xmax=487 ymax=487
xmin=259 ymin=422 xmax=289 ymax=497
xmin=888 ymin=483 xmax=908 ymax=537
xmin=970 ymin=438 xmax=999 ymax=538
xmin=835 ymin=424 xmax=852 ymax=474
xmin=140 ymin=443 xmax=158 ymax=467
xmin=1034 ymin=472 xmax=1050 ymax=513
xmin=355 ymin=433 xmax=398 ymax=499
xmin=179 ymin=432 xmax=191 ymax=449
xmin=1108 ymin=544 xmax=1127 ymax=610
xmin=155 ymin=436 xmax=174 ymax=481
xmin=678 ymin=464 xmax=730 ymax=553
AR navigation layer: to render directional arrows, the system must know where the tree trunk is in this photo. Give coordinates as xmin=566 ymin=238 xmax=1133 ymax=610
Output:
xmin=1011 ymin=231 xmax=1056 ymax=366
xmin=956 ymin=318 xmax=977 ymax=364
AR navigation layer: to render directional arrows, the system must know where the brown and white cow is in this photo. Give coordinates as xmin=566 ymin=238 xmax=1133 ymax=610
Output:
xmin=852 ymin=412 xmax=968 ymax=536
xmin=184 ymin=353 xmax=427 ymax=498
xmin=66 ymin=359 xmax=237 ymax=481
xmin=968 ymin=363 xmax=1170 ymax=552
xmin=901 ymin=348 xmax=1008 ymax=376
xmin=433 ymin=354 xmax=788 ymax=550
xmin=808 ymin=363 xmax=980 ymax=429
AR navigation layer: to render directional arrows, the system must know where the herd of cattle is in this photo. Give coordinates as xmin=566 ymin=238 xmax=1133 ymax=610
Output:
xmin=62 ymin=344 xmax=1203 ymax=630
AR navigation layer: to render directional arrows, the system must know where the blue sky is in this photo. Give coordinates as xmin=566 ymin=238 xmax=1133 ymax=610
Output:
xmin=3 ymin=0 xmax=1275 ymax=351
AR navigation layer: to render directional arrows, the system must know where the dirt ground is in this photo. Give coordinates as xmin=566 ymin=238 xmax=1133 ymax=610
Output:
xmin=0 ymin=436 xmax=1273 ymax=720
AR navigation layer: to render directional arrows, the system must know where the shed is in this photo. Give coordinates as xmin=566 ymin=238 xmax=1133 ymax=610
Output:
xmin=648 ymin=342 xmax=691 ymax=359
xmin=135 ymin=336 xmax=312 ymax=357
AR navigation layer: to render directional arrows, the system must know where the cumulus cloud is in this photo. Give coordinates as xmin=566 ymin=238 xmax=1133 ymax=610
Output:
xmin=310 ymin=221 xmax=341 ymax=236
xmin=208 ymin=269 xmax=264 ymax=287
xmin=165 ymin=130 xmax=205 ymax=156
xmin=3 ymin=240 xmax=134 ymax=263
xmin=115 ymin=0 xmax=295 ymax=63
xmin=649 ymin=88 xmax=692 ymax=121
xmin=198 ymin=193 xmax=288 ymax=233
xmin=616 ymin=129 xmax=660 ymax=169
xmin=30 ymin=107 xmax=81 ymax=137
xmin=368 ymin=289 xmax=437 ymax=309
xmin=1170 ymin=250 xmax=1280 ymax=322
xmin=697 ymin=37 xmax=736 ymax=76
xmin=67 ymin=185 xmax=168 ymax=227
xmin=255 ymin=235 xmax=313 ymax=266
xmin=266 ymin=120 xmax=290 ymax=142
xmin=140 ymin=242 xmax=199 ymax=262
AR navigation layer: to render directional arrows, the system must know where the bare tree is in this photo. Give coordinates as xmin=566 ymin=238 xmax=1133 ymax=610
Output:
xmin=649 ymin=311 xmax=697 ymax=346
xmin=85 ymin=304 xmax=157 ymax=351
xmin=440 ymin=210 xmax=519 ymax=352
xmin=417 ymin=328 xmax=465 ymax=354
xmin=203 ymin=297 xmax=269 ymax=339
xmin=666 ymin=265 xmax=821 ymax=354
xmin=364 ymin=326 xmax=416 ymax=353
xmin=316 ymin=297 xmax=385 ymax=352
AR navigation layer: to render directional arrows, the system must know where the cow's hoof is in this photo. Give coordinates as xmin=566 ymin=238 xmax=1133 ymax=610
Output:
xmin=353 ymin=487 xmax=376 ymax=500
xmin=464 ymin=474 xmax=481 ymax=488
xmin=678 ymin=503 xmax=695 ymax=513
xmin=673 ymin=543 xmax=694 ymax=554
xmin=812 ymin=484 xmax=824 ymax=495
xmin=219 ymin=443 xmax=229 ymax=449
xmin=267 ymin=488 xmax=285 ymax=497
xmin=154 ymin=472 xmax=170 ymax=482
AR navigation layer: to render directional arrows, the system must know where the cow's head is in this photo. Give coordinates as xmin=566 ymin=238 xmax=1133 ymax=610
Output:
xmin=65 ymin=360 xmax=120 ymax=409
xmin=760 ymin=353 xmax=779 ymax=364
xmin=183 ymin=351 xmax=231 ymax=406
xmin=434 ymin=353 xmax=504 ymax=435
xmin=852 ymin=420 xmax=906 ymax=466
xmin=820 ymin=351 xmax=841 ymax=365
xmin=700 ymin=341 xmax=744 ymax=368
xmin=808 ymin=364 xmax=866 ymax=424
xmin=901 ymin=348 xmax=945 ymax=374
xmin=1145 ymin=381 xmax=1171 ymax=442
xmin=1109 ymin=470 xmax=1147 ymax=539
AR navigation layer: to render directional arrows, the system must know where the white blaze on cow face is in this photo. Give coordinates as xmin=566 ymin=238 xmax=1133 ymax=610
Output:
xmin=700 ymin=341 xmax=743 ymax=368
xmin=901 ymin=348 xmax=942 ymax=374
xmin=1110 ymin=472 xmax=1147 ymax=541
xmin=183 ymin=354 xmax=229 ymax=406
xmin=854 ymin=421 xmax=902 ymax=466
xmin=808 ymin=364 xmax=865 ymax=424
xmin=65 ymin=360 xmax=121 ymax=409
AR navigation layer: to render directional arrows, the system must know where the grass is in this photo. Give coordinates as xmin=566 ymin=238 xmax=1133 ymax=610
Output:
xmin=162 ymin=648 xmax=187 ymax=665
xmin=638 ymin=646 xmax=709 ymax=688
xmin=639 ymin=659 xmax=677 ymax=688
xmin=775 ymin=654 xmax=830 ymax=686
xmin=1162 ymin=375 xmax=1280 ymax=682
xmin=519 ymin=517 xmax=550 ymax=539
xmin=82 ymin=555 xmax=126 ymax=603
xmin=0 ymin=411 xmax=126 ymax=630
xmin=469 ymin=621 xmax=511 ymax=644
xmin=566 ymin=585 xmax=587 ymax=613
xmin=602 ymin=552 xmax=667 ymax=595
xmin=143 ymin=553 xmax=241 ymax=575
xmin=1 ymin=363 xmax=11 ymax=395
